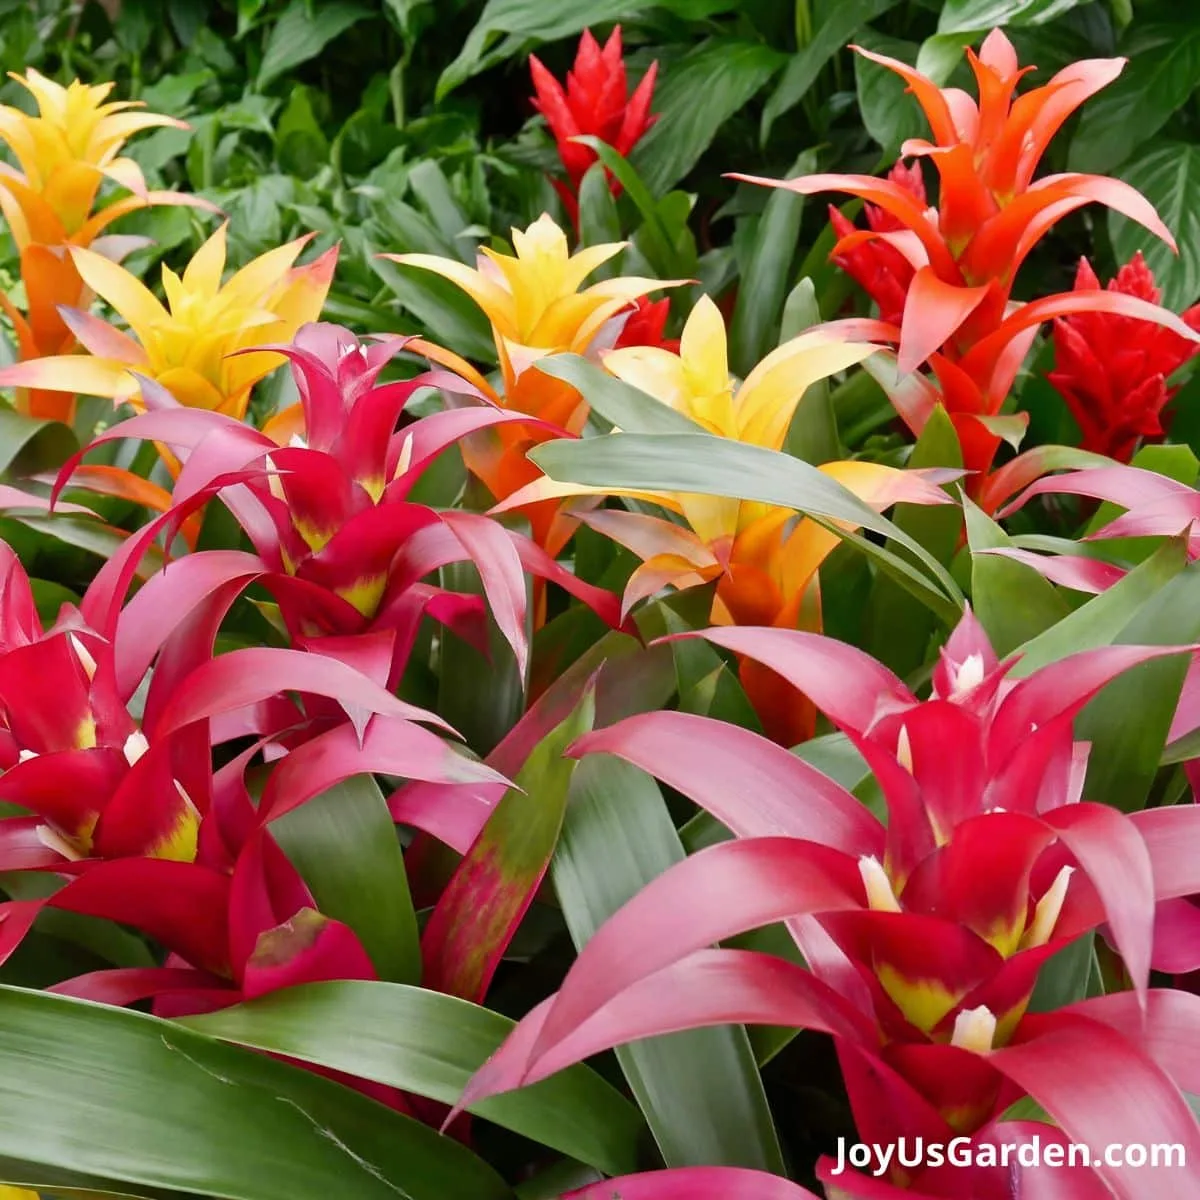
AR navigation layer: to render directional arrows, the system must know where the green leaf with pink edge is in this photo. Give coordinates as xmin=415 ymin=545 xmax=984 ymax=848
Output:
xmin=420 ymin=687 xmax=596 ymax=1003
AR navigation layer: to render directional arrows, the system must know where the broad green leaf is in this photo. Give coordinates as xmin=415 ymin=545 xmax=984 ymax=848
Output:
xmin=436 ymin=556 xmax=526 ymax=756
xmin=577 ymin=162 xmax=624 ymax=259
xmin=553 ymin=754 xmax=785 ymax=1171
xmin=0 ymin=986 xmax=510 ymax=1199
xmin=1011 ymin=537 xmax=1190 ymax=677
xmin=865 ymin=406 xmax=964 ymax=676
xmin=781 ymin=280 xmax=841 ymax=465
xmin=181 ymin=980 xmax=645 ymax=1177
xmin=0 ymin=407 xmax=77 ymax=478
xmin=1076 ymin=559 xmax=1200 ymax=811
xmin=528 ymin=431 xmax=964 ymax=619
xmin=630 ymin=40 xmax=786 ymax=196
xmin=538 ymin=355 xmax=701 ymax=436
xmin=270 ymin=775 xmax=420 ymax=985
xmin=274 ymin=87 xmax=330 ymax=178
xmin=421 ymin=691 xmax=594 ymax=1001
xmin=729 ymin=151 xmax=817 ymax=377
xmin=1110 ymin=142 xmax=1200 ymax=311
xmin=1070 ymin=23 xmax=1200 ymax=174
xmin=854 ymin=32 xmax=931 ymax=156
xmin=257 ymin=0 xmax=372 ymax=92
xmin=761 ymin=0 xmax=902 ymax=139
xmin=965 ymin=494 xmax=1070 ymax=656
xmin=367 ymin=237 xmax=496 ymax=362
xmin=439 ymin=0 xmax=646 ymax=97
xmin=1028 ymin=934 xmax=1099 ymax=1013
xmin=937 ymin=0 xmax=1086 ymax=35
xmin=572 ymin=137 xmax=686 ymax=276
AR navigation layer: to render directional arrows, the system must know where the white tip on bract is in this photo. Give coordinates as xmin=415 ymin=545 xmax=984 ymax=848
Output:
xmin=896 ymin=724 xmax=913 ymax=773
xmin=951 ymin=1005 xmax=997 ymax=1054
xmin=122 ymin=729 xmax=150 ymax=766
xmin=35 ymin=823 xmax=84 ymax=862
xmin=68 ymin=632 xmax=97 ymax=681
xmin=859 ymin=855 xmax=902 ymax=913
xmin=17 ymin=748 xmax=38 ymax=763
xmin=953 ymin=651 xmax=985 ymax=695
xmin=1022 ymin=865 xmax=1076 ymax=950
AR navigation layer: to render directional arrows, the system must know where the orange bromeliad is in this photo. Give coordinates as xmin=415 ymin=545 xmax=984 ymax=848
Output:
xmin=736 ymin=31 xmax=1199 ymax=495
xmin=0 ymin=68 xmax=215 ymax=422
xmin=498 ymin=295 xmax=952 ymax=745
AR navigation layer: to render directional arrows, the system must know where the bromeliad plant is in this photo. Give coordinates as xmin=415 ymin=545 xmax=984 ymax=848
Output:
xmin=0 ymin=69 xmax=215 ymax=424
xmin=496 ymin=293 xmax=956 ymax=745
xmin=7 ymin=16 xmax=1200 ymax=1200
xmin=386 ymin=212 xmax=678 ymax=557
xmin=458 ymin=611 xmax=1200 ymax=1198
xmin=744 ymin=31 xmax=1200 ymax=496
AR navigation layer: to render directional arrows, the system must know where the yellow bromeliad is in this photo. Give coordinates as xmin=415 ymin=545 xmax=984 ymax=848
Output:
xmin=500 ymin=295 xmax=950 ymax=745
xmin=0 ymin=68 xmax=215 ymax=421
xmin=0 ymin=222 xmax=336 ymax=423
xmin=384 ymin=212 xmax=679 ymax=556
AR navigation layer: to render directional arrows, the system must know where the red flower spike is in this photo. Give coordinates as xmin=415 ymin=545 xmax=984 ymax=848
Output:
xmin=458 ymin=611 xmax=1200 ymax=1196
xmin=530 ymin=26 xmax=659 ymax=217
xmin=1048 ymin=253 xmax=1200 ymax=461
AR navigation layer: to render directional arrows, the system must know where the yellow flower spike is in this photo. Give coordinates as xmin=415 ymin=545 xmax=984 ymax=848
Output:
xmin=384 ymin=212 xmax=676 ymax=400
xmin=0 ymin=68 xmax=187 ymax=238
xmin=0 ymin=223 xmax=337 ymax=424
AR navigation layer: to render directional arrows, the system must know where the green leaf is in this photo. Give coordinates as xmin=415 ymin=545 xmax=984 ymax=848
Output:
xmin=274 ymin=87 xmax=331 ymax=178
xmin=577 ymin=162 xmax=624 ymax=256
xmin=366 ymin=239 xmax=496 ymax=363
xmin=1070 ymin=24 xmax=1200 ymax=174
xmin=965 ymin=494 xmax=1070 ymax=656
xmin=728 ymin=152 xmax=817 ymax=376
xmin=937 ymin=0 xmax=1087 ymax=35
xmin=422 ymin=690 xmax=593 ymax=1002
xmin=1110 ymin=142 xmax=1200 ymax=311
xmin=629 ymin=39 xmax=786 ymax=196
xmin=537 ymin=355 xmax=702 ymax=436
xmin=257 ymin=0 xmax=371 ymax=92
xmin=761 ymin=0 xmax=902 ymax=139
xmin=270 ymin=774 xmax=420 ymax=985
xmin=553 ymin=754 xmax=785 ymax=1171
xmin=0 ymin=986 xmax=510 ymax=1199
xmin=181 ymin=980 xmax=645 ymax=1177
xmin=1075 ymin=559 xmax=1200 ymax=811
xmin=781 ymin=280 xmax=841 ymax=465
xmin=1028 ymin=934 xmax=1098 ymax=1013
xmin=571 ymin=137 xmax=682 ymax=275
xmin=0 ymin=407 xmax=77 ymax=479
xmin=1011 ymin=537 xmax=1190 ymax=677
xmin=854 ymin=32 xmax=931 ymax=156
xmin=528 ymin=431 xmax=964 ymax=619
xmin=865 ymin=406 xmax=963 ymax=676
xmin=438 ymin=0 xmax=645 ymax=97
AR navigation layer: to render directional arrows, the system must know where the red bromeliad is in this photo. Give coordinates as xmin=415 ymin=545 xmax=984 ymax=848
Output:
xmin=456 ymin=610 xmax=1200 ymax=1198
xmin=0 ymin=523 xmax=502 ymax=976
xmin=1048 ymin=253 xmax=1200 ymax=461
xmin=52 ymin=322 xmax=623 ymax=694
xmin=529 ymin=26 xmax=658 ymax=224
xmin=735 ymin=30 xmax=1198 ymax=491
